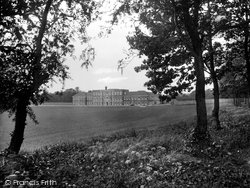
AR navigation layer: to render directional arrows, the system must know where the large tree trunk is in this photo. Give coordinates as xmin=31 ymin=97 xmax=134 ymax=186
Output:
xmin=193 ymin=53 xmax=209 ymax=142
xmin=7 ymin=0 xmax=53 ymax=154
xmin=212 ymin=77 xmax=221 ymax=130
xmin=8 ymin=94 xmax=29 ymax=154
xmin=207 ymin=1 xmax=221 ymax=130
xmin=208 ymin=46 xmax=221 ymax=130
xmin=209 ymin=42 xmax=221 ymax=130
xmin=179 ymin=0 xmax=209 ymax=143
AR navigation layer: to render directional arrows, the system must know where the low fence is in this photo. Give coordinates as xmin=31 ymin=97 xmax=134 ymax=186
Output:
xmin=171 ymin=98 xmax=234 ymax=105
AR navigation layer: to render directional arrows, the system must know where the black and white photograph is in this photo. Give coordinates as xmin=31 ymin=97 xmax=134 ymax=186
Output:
xmin=1 ymin=0 xmax=250 ymax=187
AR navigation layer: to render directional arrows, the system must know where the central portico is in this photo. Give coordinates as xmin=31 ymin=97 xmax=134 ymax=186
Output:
xmin=104 ymin=95 xmax=111 ymax=105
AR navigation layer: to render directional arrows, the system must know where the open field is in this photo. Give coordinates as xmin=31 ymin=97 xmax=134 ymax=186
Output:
xmin=0 ymin=104 xmax=215 ymax=151
xmin=1 ymin=105 xmax=249 ymax=187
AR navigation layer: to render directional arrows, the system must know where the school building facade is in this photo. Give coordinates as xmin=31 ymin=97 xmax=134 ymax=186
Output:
xmin=72 ymin=87 xmax=159 ymax=106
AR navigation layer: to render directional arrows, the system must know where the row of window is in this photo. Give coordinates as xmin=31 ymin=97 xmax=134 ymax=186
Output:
xmin=76 ymin=96 xmax=149 ymax=100
xmin=92 ymin=97 xmax=122 ymax=100
xmin=73 ymin=101 xmax=151 ymax=106
xmin=124 ymin=97 xmax=148 ymax=100
xmin=91 ymin=99 xmax=123 ymax=102
xmin=92 ymin=91 xmax=124 ymax=96
xmin=75 ymin=97 xmax=85 ymax=100
xmin=86 ymin=102 xmax=124 ymax=105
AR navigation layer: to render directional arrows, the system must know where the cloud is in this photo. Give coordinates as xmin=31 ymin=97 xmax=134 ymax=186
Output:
xmin=97 ymin=77 xmax=128 ymax=84
xmin=94 ymin=68 xmax=118 ymax=75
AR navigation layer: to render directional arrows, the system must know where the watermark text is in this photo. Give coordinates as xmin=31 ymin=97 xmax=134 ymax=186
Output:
xmin=5 ymin=179 xmax=57 ymax=186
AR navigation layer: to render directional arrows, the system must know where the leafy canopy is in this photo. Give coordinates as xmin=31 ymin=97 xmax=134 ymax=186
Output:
xmin=0 ymin=0 xmax=100 ymax=117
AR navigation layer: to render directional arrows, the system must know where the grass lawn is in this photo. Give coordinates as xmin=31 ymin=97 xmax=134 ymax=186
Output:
xmin=1 ymin=105 xmax=250 ymax=187
xmin=1 ymin=104 xmax=213 ymax=150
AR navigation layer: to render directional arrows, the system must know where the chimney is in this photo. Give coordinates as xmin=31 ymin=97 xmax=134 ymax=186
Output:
xmin=105 ymin=86 xmax=107 ymax=90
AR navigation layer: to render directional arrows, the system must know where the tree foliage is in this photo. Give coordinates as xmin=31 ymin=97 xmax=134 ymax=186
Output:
xmin=116 ymin=1 xmax=198 ymax=98
xmin=0 ymin=0 xmax=99 ymax=113
xmin=218 ymin=0 xmax=250 ymax=97
xmin=0 ymin=0 xmax=100 ymax=153
xmin=49 ymin=88 xmax=78 ymax=102
xmin=219 ymin=53 xmax=248 ymax=101
xmin=112 ymin=0 xmax=250 ymax=141
xmin=129 ymin=26 xmax=195 ymax=98
xmin=114 ymin=0 xmax=213 ymax=141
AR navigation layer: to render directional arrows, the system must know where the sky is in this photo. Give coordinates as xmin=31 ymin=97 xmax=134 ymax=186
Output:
xmin=48 ymin=7 xmax=149 ymax=93
xmin=47 ymin=1 xmax=213 ymax=94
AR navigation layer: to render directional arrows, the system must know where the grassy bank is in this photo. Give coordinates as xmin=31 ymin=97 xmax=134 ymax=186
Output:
xmin=1 ymin=104 xmax=205 ymax=151
xmin=1 ymin=106 xmax=250 ymax=187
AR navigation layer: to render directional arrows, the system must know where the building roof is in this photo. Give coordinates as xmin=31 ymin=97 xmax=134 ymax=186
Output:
xmin=147 ymin=92 xmax=158 ymax=96
xmin=127 ymin=91 xmax=150 ymax=96
xmin=72 ymin=92 xmax=86 ymax=97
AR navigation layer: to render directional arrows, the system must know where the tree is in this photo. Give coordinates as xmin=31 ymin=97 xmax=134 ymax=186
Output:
xmin=214 ymin=0 xmax=250 ymax=107
xmin=216 ymin=0 xmax=250 ymax=106
xmin=219 ymin=47 xmax=249 ymax=106
xmin=113 ymin=0 xmax=210 ymax=142
xmin=129 ymin=27 xmax=195 ymax=98
xmin=0 ymin=0 xmax=99 ymax=154
xmin=130 ymin=1 xmax=227 ymax=130
xmin=220 ymin=71 xmax=248 ymax=106
xmin=202 ymin=1 xmax=223 ymax=130
xmin=203 ymin=38 xmax=226 ymax=130
xmin=114 ymin=0 xmax=250 ymax=134
xmin=159 ymin=95 xmax=171 ymax=103
xmin=201 ymin=0 xmax=250 ymax=129
xmin=171 ymin=0 xmax=210 ymax=142
xmin=226 ymin=0 xmax=250 ymax=94
xmin=48 ymin=88 xmax=78 ymax=102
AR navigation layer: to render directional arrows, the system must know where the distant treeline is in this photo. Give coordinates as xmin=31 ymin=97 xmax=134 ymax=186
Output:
xmin=48 ymin=88 xmax=78 ymax=102
xmin=175 ymin=87 xmax=243 ymax=101
xmin=176 ymin=89 xmax=214 ymax=101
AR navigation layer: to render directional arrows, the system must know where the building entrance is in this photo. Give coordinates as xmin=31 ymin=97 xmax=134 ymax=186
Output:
xmin=104 ymin=96 xmax=111 ymax=105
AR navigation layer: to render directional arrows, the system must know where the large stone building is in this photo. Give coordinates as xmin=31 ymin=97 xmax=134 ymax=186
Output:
xmin=72 ymin=87 xmax=159 ymax=106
